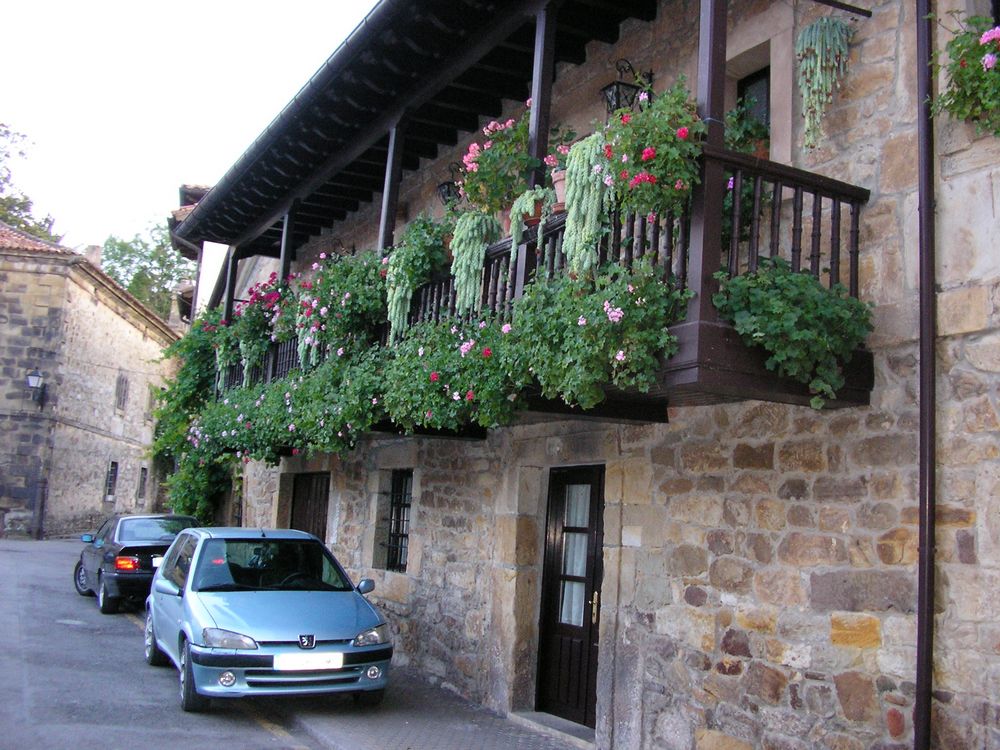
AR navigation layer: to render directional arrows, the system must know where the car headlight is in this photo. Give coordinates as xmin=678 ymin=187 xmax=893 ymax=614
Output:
xmin=352 ymin=624 xmax=390 ymax=647
xmin=202 ymin=628 xmax=258 ymax=650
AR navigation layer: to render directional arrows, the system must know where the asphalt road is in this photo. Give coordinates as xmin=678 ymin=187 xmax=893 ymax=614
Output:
xmin=0 ymin=537 xmax=323 ymax=750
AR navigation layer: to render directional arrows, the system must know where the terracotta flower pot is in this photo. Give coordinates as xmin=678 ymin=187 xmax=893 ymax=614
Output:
xmin=523 ymin=199 xmax=545 ymax=228
xmin=551 ymin=169 xmax=567 ymax=213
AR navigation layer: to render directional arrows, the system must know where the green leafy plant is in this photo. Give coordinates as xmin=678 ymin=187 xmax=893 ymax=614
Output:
xmin=294 ymin=250 xmax=387 ymax=368
xmin=508 ymin=260 xmax=690 ymax=408
xmin=230 ymin=271 xmax=284 ymax=382
xmin=932 ymin=14 xmax=1000 ymax=137
xmin=386 ymin=215 xmax=453 ymax=343
xmin=458 ymin=103 xmax=574 ymax=214
xmin=712 ymin=258 xmax=872 ymax=408
xmin=383 ymin=317 xmax=519 ymax=431
xmin=458 ymin=106 xmax=538 ymax=214
xmin=603 ymin=79 xmax=705 ymax=218
xmin=450 ymin=210 xmax=502 ymax=314
xmin=152 ymin=308 xmax=235 ymax=521
xmin=796 ymin=17 xmax=853 ymax=148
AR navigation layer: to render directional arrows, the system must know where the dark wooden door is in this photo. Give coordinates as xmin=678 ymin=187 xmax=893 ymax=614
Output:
xmin=536 ymin=465 xmax=604 ymax=728
xmin=291 ymin=473 xmax=329 ymax=541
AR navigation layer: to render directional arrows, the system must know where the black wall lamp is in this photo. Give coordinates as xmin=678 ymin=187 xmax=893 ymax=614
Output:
xmin=436 ymin=163 xmax=463 ymax=207
xmin=26 ymin=367 xmax=46 ymax=410
xmin=600 ymin=59 xmax=652 ymax=115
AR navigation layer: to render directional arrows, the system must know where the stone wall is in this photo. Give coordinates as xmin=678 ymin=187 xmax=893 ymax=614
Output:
xmin=0 ymin=253 xmax=67 ymax=536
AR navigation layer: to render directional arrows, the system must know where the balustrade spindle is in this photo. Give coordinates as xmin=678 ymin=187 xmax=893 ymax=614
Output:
xmin=830 ymin=200 xmax=842 ymax=288
xmin=650 ymin=218 xmax=661 ymax=267
xmin=748 ymin=175 xmax=763 ymax=272
xmin=791 ymin=187 xmax=804 ymax=271
xmin=769 ymin=181 xmax=782 ymax=257
xmin=729 ymin=170 xmax=743 ymax=277
xmin=810 ymin=191 xmax=823 ymax=276
xmin=849 ymin=202 xmax=861 ymax=298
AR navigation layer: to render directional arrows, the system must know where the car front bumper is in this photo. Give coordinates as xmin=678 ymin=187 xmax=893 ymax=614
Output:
xmin=189 ymin=643 xmax=393 ymax=698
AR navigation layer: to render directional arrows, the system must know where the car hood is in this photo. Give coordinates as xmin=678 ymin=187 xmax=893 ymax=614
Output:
xmin=196 ymin=590 xmax=381 ymax=641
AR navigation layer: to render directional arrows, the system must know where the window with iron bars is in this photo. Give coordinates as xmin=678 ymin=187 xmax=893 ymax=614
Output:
xmin=115 ymin=373 xmax=129 ymax=411
xmin=105 ymin=461 xmax=119 ymax=499
xmin=386 ymin=469 xmax=412 ymax=573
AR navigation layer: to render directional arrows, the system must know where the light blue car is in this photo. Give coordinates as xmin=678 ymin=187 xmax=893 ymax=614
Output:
xmin=144 ymin=527 xmax=391 ymax=712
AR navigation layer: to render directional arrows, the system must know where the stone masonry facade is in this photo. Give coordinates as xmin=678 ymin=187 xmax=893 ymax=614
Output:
xmin=0 ymin=233 xmax=179 ymax=537
xmin=223 ymin=0 xmax=1000 ymax=747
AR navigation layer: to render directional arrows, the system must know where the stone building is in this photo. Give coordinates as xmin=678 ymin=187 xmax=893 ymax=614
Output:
xmin=0 ymin=222 xmax=180 ymax=537
xmin=171 ymin=1 xmax=999 ymax=748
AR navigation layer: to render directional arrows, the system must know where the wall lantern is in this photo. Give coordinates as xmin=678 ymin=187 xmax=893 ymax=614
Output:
xmin=25 ymin=367 xmax=46 ymax=409
xmin=436 ymin=163 xmax=463 ymax=206
xmin=600 ymin=59 xmax=652 ymax=115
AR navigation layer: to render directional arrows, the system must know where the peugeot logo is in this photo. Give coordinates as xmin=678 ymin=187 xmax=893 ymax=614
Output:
xmin=298 ymin=634 xmax=316 ymax=649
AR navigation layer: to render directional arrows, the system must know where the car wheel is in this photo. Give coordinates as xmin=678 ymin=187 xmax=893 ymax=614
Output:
xmin=73 ymin=561 xmax=93 ymax=597
xmin=353 ymin=688 xmax=385 ymax=707
xmin=179 ymin=640 xmax=210 ymax=712
xmin=144 ymin=610 xmax=169 ymax=667
xmin=97 ymin=575 xmax=120 ymax=614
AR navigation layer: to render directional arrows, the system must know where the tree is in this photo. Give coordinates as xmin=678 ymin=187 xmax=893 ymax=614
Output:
xmin=0 ymin=123 xmax=60 ymax=242
xmin=102 ymin=224 xmax=195 ymax=319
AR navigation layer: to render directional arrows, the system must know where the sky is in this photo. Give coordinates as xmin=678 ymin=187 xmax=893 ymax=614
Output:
xmin=1 ymin=1 xmax=378 ymax=251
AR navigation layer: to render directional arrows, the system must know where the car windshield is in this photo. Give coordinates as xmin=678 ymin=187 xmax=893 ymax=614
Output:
xmin=118 ymin=517 xmax=195 ymax=542
xmin=191 ymin=538 xmax=354 ymax=593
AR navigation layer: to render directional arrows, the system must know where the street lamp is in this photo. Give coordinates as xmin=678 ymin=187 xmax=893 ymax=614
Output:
xmin=25 ymin=368 xmax=46 ymax=410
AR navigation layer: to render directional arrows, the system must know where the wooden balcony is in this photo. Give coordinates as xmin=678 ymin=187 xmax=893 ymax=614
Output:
xmin=220 ymin=147 xmax=874 ymax=420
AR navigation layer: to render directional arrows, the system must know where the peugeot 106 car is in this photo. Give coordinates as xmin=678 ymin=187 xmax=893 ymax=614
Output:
xmin=74 ymin=513 xmax=198 ymax=614
xmin=144 ymin=527 xmax=392 ymax=712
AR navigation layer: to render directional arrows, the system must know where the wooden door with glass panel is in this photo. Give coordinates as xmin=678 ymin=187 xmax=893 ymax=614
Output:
xmin=536 ymin=465 xmax=604 ymax=728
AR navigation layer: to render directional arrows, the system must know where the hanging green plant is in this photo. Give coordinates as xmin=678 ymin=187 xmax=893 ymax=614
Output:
xmin=386 ymin=214 xmax=452 ymax=343
xmin=562 ymin=132 xmax=612 ymax=275
xmin=450 ymin=210 xmax=502 ymax=314
xmin=796 ymin=17 xmax=853 ymax=148
xmin=712 ymin=258 xmax=872 ymax=408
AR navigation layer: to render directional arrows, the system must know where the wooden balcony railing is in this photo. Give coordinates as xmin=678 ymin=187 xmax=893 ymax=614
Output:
xmin=220 ymin=147 xmax=874 ymax=409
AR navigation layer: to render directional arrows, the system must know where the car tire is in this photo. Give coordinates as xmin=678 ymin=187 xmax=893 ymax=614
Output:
xmin=97 ymin=575 xmax=120 ymax=614
xmin=144 ymin=609 xmax=169 ymax=667
xmin=73 ymin=561 xmax=93 ymax=597
xmin=179 ymin=640 xmax=210 ymax=712
xmin=353 ymin=688 xmax=385 ymax=707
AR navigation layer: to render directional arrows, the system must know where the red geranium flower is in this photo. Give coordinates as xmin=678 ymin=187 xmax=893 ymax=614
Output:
xmin=676 ymin=126 xmax=689 ymax=140
xmin=604 ymin=144 xmax=613 ymax=159
xmin=465 ymin=390 xmax=475 ymax=401
xmin=482 ymin=347 xmax=492 ymax=358
xmin=430 ymin=371 xmax=440 ymax=382
xmin=621 ymin=113 xmax=632 ymax=124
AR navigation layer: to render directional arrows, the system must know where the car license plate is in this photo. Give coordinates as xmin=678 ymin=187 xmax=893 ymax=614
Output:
xmin=273 ymin=652 xmax=344 ymax=671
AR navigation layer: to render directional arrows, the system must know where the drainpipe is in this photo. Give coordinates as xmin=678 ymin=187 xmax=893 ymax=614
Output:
xmin=914 ymin=2 xmax=936 ymax=749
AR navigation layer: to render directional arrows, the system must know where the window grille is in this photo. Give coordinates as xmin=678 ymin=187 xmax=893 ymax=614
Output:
xmin=386 ymin=469 xmax=412 ymax=572
xmin=137 ymin=467 xmax=148 ymax=499
xmin=115 ymin=374 xmax=129 ymax=411
xmin=105 ymin=461 xmax=119 ymax=498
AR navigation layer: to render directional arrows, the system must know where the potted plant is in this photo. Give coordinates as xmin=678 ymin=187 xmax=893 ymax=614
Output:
xmin=602 ymin=78 xmax=705 ymax=219
xmin=796 ymin=17 xmax=853 ymax=148
xmin=932 ymin=14 xmax=1000 ymax=137
xmin=509 ymin=185 xmax=556 ymax=250
xmin=459 ymin=106 xmax=539 ymax=219
xmin=712 ymin=258 xmax=872 ymax=408
xmin=561 ymin=132 xmax=614 ymax=274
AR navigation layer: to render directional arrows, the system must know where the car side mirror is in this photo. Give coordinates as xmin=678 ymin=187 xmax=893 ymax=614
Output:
xmin=80 ymin=534 xmax=94 ymax=543
xmin=154 ymin=578 xmax=182 ymax=597
xmin=357 ymin=578 xmax=375 ymax=595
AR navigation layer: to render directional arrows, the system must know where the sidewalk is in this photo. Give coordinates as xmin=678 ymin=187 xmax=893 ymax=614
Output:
xmin=289 ymin=667 xmax=592 ymax=750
